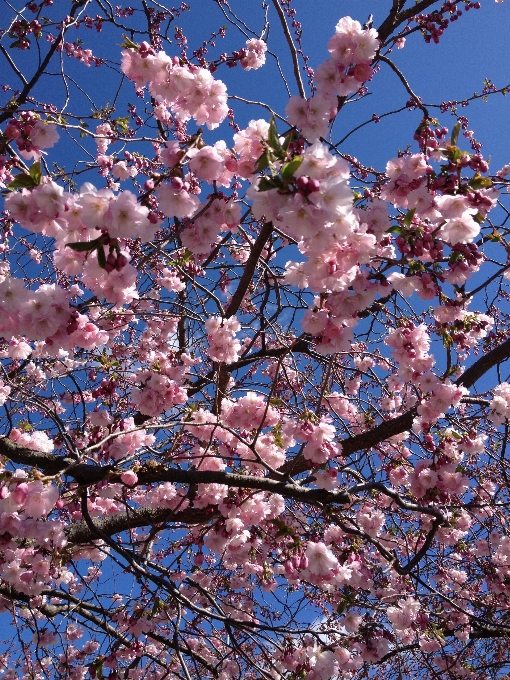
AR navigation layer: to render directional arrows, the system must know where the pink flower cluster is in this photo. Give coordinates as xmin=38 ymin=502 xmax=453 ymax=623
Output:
xmin=489 ymin=382 xmax=510 ymax=425
xmin=0 ymin=378 xmax=11 ymax=406
xmin=0 ymin=476 xmax=58 ymax=519
xmin=295 ymin=416 xmax=342 ymax=465
xmin=131 ymin=370 xmax=188 ymax=417
xmin=76 ymin=182 xmax=155 ymax=241
xmin=4 ymin=179 xmax=159 ymax=307
xmin=387 ymin=597 xmax=421 ymax=638
xmin=0 ymin=468 xmax=70 ymax=598
xmin=4 ymin=114 xmax=60 ymax=161
xmin=0 ymin=276 xmax=113 ymax=350
xmin=9 ymin=427 xmax=53 ymax=453
xmin=121 ymin=44 xmax=229 ymax=129
xmin=249 ymin=140 xmax=387 ymax=352
xmin=156 ymin=268 xmax=185 ymax=293
xmin=157 ymin=178 xmax=200 ymax=220
xmin=239 ymin=38 xmax=267 ymax=71
xmin=81 ymin=246 xmax=138 ymax=306
xmin=205 ymin=316 xmax=241 ymax=363
xmin=92 ymin=415 xmax=156 ymax=461
xmin=180 ymin=197 xmax=241 ymax=258
xmin=286 ymin=17 xmax=378 ymax=140
xmin=381 ymin=152 xmax=497 ymax=247
xmin=385 ymin=322 xmax=469 ymax=431
xmin=409 ymin=445 xmax=469 ymax=499
xmin=221 ymin=392 xmax=280 ymax=431
xmin=233 ymin=118 xmax=270 ymax=178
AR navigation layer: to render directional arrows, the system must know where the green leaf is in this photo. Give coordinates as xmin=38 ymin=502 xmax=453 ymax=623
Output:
xmin=450 ymin=122 xmax=461 ymax=147
xmin=97 ymin=246 xmax=107 ymax=269
xmin=29 ymin=161 xmax=42 ymax=185
xmin=66 ymin=239 xmax=100 ymax=253
xmin=386 ymin=225 xmax=402 ymax=234
xmin=267 ymin=117 xmax=281 ymax=154
xmin=336 ymin=600 xmax=347 ymax=615
xmin=93 ymin=658 xmax=104 ymax=679
xmin=403 ymin=208 xmax=416 ymax=227
xmin=120 ymin=35 xmax=139 ymax=49
xmin=255 ymin=151 xmax=271 ymax=173
xmin=258 ymin=176 xmax=282 ymax=192
xmin=114 ymin=117 xmax=130 ymax=134
xmin=469 ymin=173 xmax=492 ymax=189
xmin=281 ymin=129 xmax=296 ymax=152
xmin=281 ymin=156 xmax=303 ymax=180
xmin=7 ymin=173 xmax=38 ymax=190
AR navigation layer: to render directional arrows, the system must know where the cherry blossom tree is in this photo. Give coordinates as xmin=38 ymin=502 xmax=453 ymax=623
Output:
xmin=1 ymin=0 xmax=510 ymax=678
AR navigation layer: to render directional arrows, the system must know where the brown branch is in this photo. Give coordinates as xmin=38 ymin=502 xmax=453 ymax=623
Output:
xmin=377 ymin=0 xmax=440 ymax=44
xmin=456 ymin=336 xmax=510 ymax=389
xmin=225 ymin=221 xmax=273 ymax=318
xmin=270 ymin=0 xmax=305 ymax=98
xmin=66 ymin=505 xmax=216 ymax=544
xmin=279 ymin=336 xmax=510 ymax=477
xmin=377 ymin=54 xmax=429 ymax=118
xmin=0 ymin=0 xmax=92 ymax=125
xmin=0 ymin=437 xmax=79 ymax=474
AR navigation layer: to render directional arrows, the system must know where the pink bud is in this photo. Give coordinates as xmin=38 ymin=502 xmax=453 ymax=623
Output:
xmin=171 ymin=177 xmax=183 ymax=191
xmin=120 ymin=470 xmax=138 ymax=486
xmin=116 ymin=254 xmax=128 ymax=270
xmin=225 ymin=158 xmax=238 ymax=173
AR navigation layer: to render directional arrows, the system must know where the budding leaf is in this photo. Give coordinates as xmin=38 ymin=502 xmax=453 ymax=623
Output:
xmin=268 ymin=117 xmax=282 ymax=155
xmin=258 ymin=176 xmax=282 ymax=192
xmin=450 ymin=122 xmax=461 ymax=147
xmin=7 ymin=173 xmax=38 ymax=190
xmin=114 ymin=117 xmax=130 ymax=134
xmin=97 ymin=246 xmax=107 ymax=269
xmin=29 ymin=161 xmax=42 ymax=185
xmin=281 ymin=128 xmax=296 ymax=152
xmin=469 ymin=173 xmax=492 ymax=189
xmin=403 ymin=208 xmax=416 ymax=227
xmin=66 ymin=238 xmax=101 ymax=253
xmin=255 ymin=152 xmax=271 ymax=173
xmin=281 ymin=156 xmax=303 ymax=180
xmin=120 ymin=35 xmax=139 ymax=49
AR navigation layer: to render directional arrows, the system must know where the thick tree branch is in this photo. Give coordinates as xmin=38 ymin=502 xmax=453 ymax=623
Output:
xmin=66 ymin=504 xmax=216 ymax=544
xmin=456 ymin=336 xmax=510 ymax=388
xmin=225 ymin=221 xmax=273 ymax=318
xmin=377 ymin=0 xmax=440 ymax=44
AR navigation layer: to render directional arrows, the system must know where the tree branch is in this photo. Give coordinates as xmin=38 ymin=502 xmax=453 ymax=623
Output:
xmin=225 ymin=221 xmax=273 ymax=318
xmin=270 ymin=0 xmax=305 ymax=98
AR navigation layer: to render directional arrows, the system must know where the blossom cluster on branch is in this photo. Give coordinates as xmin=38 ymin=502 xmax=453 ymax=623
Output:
xmin=0 ymin=1 xmax=509 ymax=679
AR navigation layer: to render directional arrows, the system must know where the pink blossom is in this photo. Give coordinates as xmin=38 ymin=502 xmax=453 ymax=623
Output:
xmin=120 ymin=470 xmax=138 ymax=486
xmin=240 ymin=39 xmax=267 ymax=71
xmin=304 ymin=541 xmax=339 ymax=576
